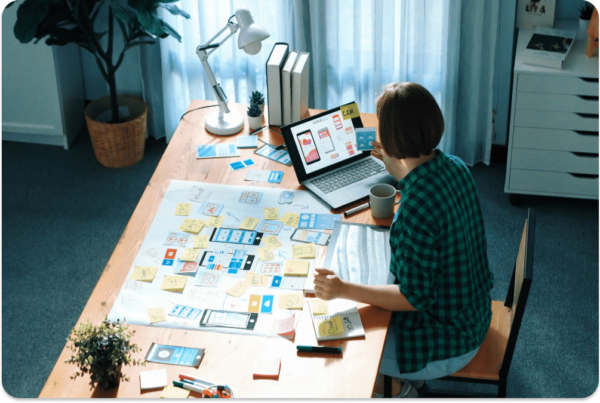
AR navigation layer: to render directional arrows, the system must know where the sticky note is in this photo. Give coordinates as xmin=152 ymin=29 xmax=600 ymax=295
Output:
xmin=180 ymin=248 xmax=200 ymax=262
xmin=178 ymin=218 xmax=205 ymax=234
xmin=311 ymin=299 xmax=329 ymax=316
xmin=160 ymin=385 xmax=190 ymax=398
xmin=239 ymin=216 xmax=260 ymax=230
xmin=248 ymin=295 xmax=261 ymax=313
xmin=140 ymin=369 xmax=168 ymax=390
xmin=206 ymin=215 xmax=225 ymax=228
xmin=148 ymin=307 xmax=166 ymax=323
xmin=271 ymin=313 xmax=295 ymax=336
xmin=175 ymin=203 xmax=192 ymax=216
xmin=280 ymin=212 xmax=300 ymax=228
xmin=245 ymin=272 xmax=261 ymax=286
xmin=193 ymin=235 xmax=209 ymax=249
xmin=262 ymin=235 xmax=283 ymax=250
xmin=253 ymin=357 xmax=281 ymax=379
xmin=260 ymin=275 xmax=271 ymax=287
xmin=161 ymin=275 xmax=188 ymax=291
xmin=341 ymin=102 xmax=360 ymax=120
xmin=263 ymin=207 xmax=279 ymax=220
xmin=284 ymin=260 xmax=310 ymax=276
xmin=130 ymin=266 xmax=158 ymax=282
xmin=226 ymin=281 xmax=251 ymax=297
xmin=279 ymin=293 xmax=304 ymax=309
xmin=257 ymin=247 xmax=275 ymax=261
xmin=318 ymin=315 xmax=344 ymax=336
xmin=292 ymin=243 xmax=316 ymax=259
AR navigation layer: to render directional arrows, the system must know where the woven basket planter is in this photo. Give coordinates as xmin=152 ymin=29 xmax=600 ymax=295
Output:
xmin=85 ymin=95 xmax=147 ymax=168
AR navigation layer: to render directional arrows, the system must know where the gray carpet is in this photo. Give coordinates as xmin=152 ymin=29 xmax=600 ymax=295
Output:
xmin=2 ymin=132 xmax=598 ymax=398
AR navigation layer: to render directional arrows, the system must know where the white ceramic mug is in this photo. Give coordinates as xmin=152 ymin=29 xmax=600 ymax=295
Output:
xmin=369 ymin=183 xmax=401 ymax=219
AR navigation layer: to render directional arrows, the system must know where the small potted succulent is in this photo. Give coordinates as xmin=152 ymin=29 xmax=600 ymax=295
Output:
xmin=250 ymin=91 xmax=265 ymax=112
xmin=65 ymin=316 xmax=145 ymax=391
xmin=247 ymin=100 xmax=263 ymax=130
xmin=579 ymin=2 xmax=595 ymax=37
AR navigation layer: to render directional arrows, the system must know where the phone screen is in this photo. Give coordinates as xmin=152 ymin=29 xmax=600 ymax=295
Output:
xmin=317 ymin=128 xmax=335 ymax=153
xmin=210 ymin=228 xmax=260 ymax=245
xmin=205 ymin=311 xmax=250 ymax=328
xmin=297 ymin=130 xmax=321 ymax=164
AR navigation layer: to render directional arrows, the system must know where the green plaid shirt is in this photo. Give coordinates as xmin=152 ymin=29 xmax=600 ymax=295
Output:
xmin=389 ymin=150 xmax=493 ymax=374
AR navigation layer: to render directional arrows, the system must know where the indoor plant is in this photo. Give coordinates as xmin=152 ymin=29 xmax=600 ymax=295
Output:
xmin=247 ymin=100 xmax=263 ymax=130
xmin=65 ymin=316 xmax=145 ymax=390
xmin=12 ymin=0 xmax=189 ymax=168
xmin=579 ymin=2 xmax=595 ymax=38
xmin=250 ymin=90 xmax=265 ymax=112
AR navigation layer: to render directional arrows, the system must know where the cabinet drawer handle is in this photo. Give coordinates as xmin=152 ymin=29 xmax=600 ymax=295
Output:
xmin=569 ymin=173 xmax=599 ymax=179
xmin=579 ymin=77 xmax=599 ymax=83
xmin=575 ymin=113 xmax=599 ymax=119
xmin=577 ymin=95 xmax=599 ymax=101
xmin=572 ymin=152 xmax=599 ymax=158
xmin=575 ymin=130 xmax=599 ymax=136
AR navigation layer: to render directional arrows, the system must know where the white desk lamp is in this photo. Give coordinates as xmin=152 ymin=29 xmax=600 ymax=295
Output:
xmin=196 ymin=9 xmax=270 ymax=135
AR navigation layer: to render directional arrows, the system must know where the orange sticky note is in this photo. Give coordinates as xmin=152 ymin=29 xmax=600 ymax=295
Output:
xmin=248 ymin=295 xmax=261 ymax=313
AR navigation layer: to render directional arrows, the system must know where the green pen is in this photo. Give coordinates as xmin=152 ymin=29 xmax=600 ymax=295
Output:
xmin=297 ymin=345 xmax=342 ymax=353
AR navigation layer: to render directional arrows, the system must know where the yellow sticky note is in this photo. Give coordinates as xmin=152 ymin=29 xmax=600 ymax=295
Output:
xmin=148 ymin=307 xmax=166 ymax=323
xmin=263 ymin=207 xmax=279 ymax=220
xmin=239 ymin=216 xmax=260 ymax=230
xmin=280 ymin=212 xmax=300 ymax=228
xmin=206 ymin=215 xmax=225 ymax=228
xmin=130 ymin=266 xmax=158 ymax=282
xmin=279 ymin=293 xmax=304 ymax=310
xmin=283 ymin=260 xmax=310 ymax=276
xmin=311 ymin=299 xmax=329 ymax=316
xmin=160 ymin=385 xmax=190 ymax=399
xmin=180 ymin=248 xmax=200 ymax=262
xmin=179 ymin=218 xmax=206 ymax=234
xmin=318 ymin=315 xmax=344 ymax=337
xmin=262 ymin=235 xmax=284 ymax=250
xmin=292 ymin=243 xmax=316 ymax=259
xmin=245 ymin=272 xmax=261 ymax=286
xmin=193 ymin=235 xmax=209 ymax=249
xmin=226 ymin=281 xmax=251 ymax=297
xmin=257 ymin=247 xmax=275 ymax=261
xmin=340 ymin=102 xmax=360 ymax=120
xmin=175 ymin=203 xmax=192 ymax=216
xmin=260 ymin=275 xmax=271 ymax=287
xmin=161 ymin=275 xmax=188 ymax=291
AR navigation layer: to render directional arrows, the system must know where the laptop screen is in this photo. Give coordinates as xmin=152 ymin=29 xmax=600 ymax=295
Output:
xmin=285 ymin=107 xmax=363 ymax=176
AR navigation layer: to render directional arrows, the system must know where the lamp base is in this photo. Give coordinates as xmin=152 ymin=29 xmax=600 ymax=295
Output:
xmin=205 ymin=111 xmax=244 ymax=135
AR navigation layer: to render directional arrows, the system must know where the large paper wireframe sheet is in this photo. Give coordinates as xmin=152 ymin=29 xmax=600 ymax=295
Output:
xmin=108 ymin=180 xmax=330 ymax=337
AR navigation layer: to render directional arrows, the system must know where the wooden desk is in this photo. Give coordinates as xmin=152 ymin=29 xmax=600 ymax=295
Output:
xmin=39 ymin=101 xmax=395 ymax=398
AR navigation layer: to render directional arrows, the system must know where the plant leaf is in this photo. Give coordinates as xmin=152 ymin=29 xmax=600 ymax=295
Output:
xmin=159 ymin=19 xmax=181 ymax=41
xmin=126 ymin=40 xmax=156 ymax=50
xmin=13 ymin=0 xmax=49 ymax=43
xmin=111 ymin=0 xmax=137 ymax=24
xmin=161 ymin=4 xmax=190 ymax=19
xmin=137 ymin=10 xmax=166 ymax=37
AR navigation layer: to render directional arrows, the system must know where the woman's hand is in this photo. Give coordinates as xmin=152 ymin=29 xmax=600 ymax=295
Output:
xmin=314 ymin=268 xmax=346 ymax=300
xmin=371 ymin=140 xmax=384 ymax=161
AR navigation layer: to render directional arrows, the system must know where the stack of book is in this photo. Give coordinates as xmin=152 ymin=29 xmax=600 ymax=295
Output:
xmin=522 ymin=27 xmax=577 ymax=69
xmin=266 ymin=43 xmax=310 ymax=127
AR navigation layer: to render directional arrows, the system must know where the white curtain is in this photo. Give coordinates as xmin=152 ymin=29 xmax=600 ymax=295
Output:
xmin=159 ymin=0 xmax=499 ymax=165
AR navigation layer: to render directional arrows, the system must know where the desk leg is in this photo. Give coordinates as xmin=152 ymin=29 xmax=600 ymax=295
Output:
xmin=384 ymin=375 xmax=392 ymax=398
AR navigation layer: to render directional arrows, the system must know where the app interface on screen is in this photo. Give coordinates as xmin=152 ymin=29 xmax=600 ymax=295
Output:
xmin=291 ymin=110 xmax=359 ymax=174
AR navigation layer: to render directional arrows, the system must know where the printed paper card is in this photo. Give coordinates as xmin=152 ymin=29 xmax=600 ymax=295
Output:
xmin=196 ymin=143 xmax=239 ymax=159
xmin=196 ymin=272 xmax=221 ymax=287
xmin=226 ymin=281 xmax=251 ymax=297
xmin=254 ymin=144 xmax=292 ymax=166
xmin=248 ymin=295 xmax=261 ymax=313
xmin=280 ymin=212 xmax=300 ymax=228
xmin=278 ymin=293 xmax=304 ymax=310
xmin=206 ymin=216 xmax=225 ymax=228
xmin=279 ymin=276 xmax=307 ymax=290
xmin=193 ymin=235 xmax=209 ymax=249
xmin=180 ymin=248 xmax=200 ymax=262
xmin=199 ymin=202 xmax=224 ymax=216
xmin=245 ymin=170 xmax=284 ymax=183
xmin=292 ymin=243 xmax=316 ymax=259
xmin=239 ymin=216 xmax=260 ymax=230
xmin=257 ymin=247 xmax=275 ymax=261
xmin=259 ymin=261 xmax=283 ymax=276
xmin=161 ymin=275 xmax=188 ymax=291
xmin=164 ymin=231 xmax=192 ymax=248
xmin=256 ymin=220 xmax=283 ymax=235
xmin=283 ymin=260 xmax=310 ymax=277
xmin=237 ymin=135 xmax=259 ymax=148
xmin=148 ymin=307 xmax=166 ymax=323
xmin=356 ymin=127 xmax=377 ymax=151
xmin=298 ymin=213 xmax=342 ymax=230
xmin=229 ymin=159 xmax=256 ymax=171
xmin=168 ymin=304 xmax=203 ymax=320
xmin=175 ymin=203 xmax=192 ymax=216
xmin=310 ymin=299 xmax=329 ymax=316
xmin=165 ymin=249 xmax=177 ymax=259
xmin=318 ymin=315 xmax=344 ymax=337
xmin=245 ymin=272 xmax=261 ymax=286
xmin=262 ymin=235 xmax=283 ymax=250
xmin=263 ymin=207 xmax=279 ymax=220
xmin=186 ymin=186 xmax=212 ymax=203
xmin=176 ymin=260 xmax=199 ymax=274
xmin=130 ymin=266 xmax=158 ymax=282
xmin=178 ymin=218 xmax=206 ymax=234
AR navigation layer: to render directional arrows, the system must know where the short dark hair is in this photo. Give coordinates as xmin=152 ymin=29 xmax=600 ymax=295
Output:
xmin=376 ymin=82 xmax=444 ymax=159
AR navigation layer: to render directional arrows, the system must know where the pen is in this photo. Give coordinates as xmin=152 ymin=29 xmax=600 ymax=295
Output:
xmin=297 ymin=345 xmax=342 ymax=353
xmin=343 ymin=202 xmax=370 ymax=217
xmin=249 ymin=126 xmax=266 ymax=135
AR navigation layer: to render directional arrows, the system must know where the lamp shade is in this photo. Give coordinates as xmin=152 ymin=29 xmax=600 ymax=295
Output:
xmin=235 ymin=9 xmax=270 ymax=55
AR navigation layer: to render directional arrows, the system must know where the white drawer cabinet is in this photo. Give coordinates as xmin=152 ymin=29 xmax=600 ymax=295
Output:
xmin=505 ymin=20 xmax=599 ymax=202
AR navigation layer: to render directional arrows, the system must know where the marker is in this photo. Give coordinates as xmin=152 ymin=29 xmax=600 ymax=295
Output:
xmin=173 ymin=380 xmax=207 ymax=394
xmin=179 ymin=374 xmax=213 ymax=388
xmin=297 ymin=345 xmax=342 ymax=353
xmin=249 ymin=126 xmax=267 ymax=135
xmin=343 ymin=202 xmax=370 ymax=217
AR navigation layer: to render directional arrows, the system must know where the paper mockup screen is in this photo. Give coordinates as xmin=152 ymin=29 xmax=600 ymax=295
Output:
xmin=289 ymin=110 xmax=359 ymax=175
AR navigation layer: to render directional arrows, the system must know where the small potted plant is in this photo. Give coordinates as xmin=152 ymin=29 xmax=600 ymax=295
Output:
xmin=247 ymin=100 xmax=263 ymax=130
xmin=65 ymin=316 xmax=145 ymax=391
xmin=579 ymin=2 xmax=595 ymax=38
xmin=250 ymin=91 xmax=265 ymax=112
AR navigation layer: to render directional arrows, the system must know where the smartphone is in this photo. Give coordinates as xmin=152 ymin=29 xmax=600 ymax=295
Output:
xmin=209 ymin=227 xmax=263 ymax=245
xmin=296 ymin=130 xmax=321 ymax=164
xmin=317 ymin=128 xmax=336 ymax=153
xmin=199 ymin=309 xmax=258 ymax=331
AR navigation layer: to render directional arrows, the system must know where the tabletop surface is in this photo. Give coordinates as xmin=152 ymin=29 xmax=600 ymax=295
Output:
xmin=39 ymin=101 xmax=396 ymax=398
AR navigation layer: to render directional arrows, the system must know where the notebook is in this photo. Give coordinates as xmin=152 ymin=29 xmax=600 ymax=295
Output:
xmin=307 ymin=298 xmax=365 ymax=341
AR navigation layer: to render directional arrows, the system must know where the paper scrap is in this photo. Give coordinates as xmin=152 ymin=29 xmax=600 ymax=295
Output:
xmin=161 ymin=275 xmax=188 ymax=291
xmin=271 ymin=313 xmax=296 ymax=336
xmin=284 ymin=260 xmax=310 ymax=276
xmin=263 ymin=207 xmax=280 ymax=220
xmin=130 ymin=266 xmax=158 ymax=282
xmin=311 ymin=299 xmax=329 ymax=316
xmin=180 ymin=248 xmax=200 ymax=262
xmin=206 ymin=215 xmax=225 ymax=228
xmin=226 ymin=281 xmax=251 ymax=297
xmin=245 ymin=272 xmax=261 ymax=286
xmin=160 ymin=385 xmax=190 ymax=398
xmin=257 ymin=247 xmax=275 ymax=261
xmin=148 ymin=307 xmax=166 ymax=323
xmin=178 ymin=218 xmax=206 ymax=234
xmin=239 ymin=216 xmax=260 ymax=230
xmin=175 ymin=203 xmax=192 ymax=216
xmin=262 ymin=235 xmax=284 ymax=250
xmin=318 ymin=315 xmax=344 ymax=336
xmin=193 ymin=235 xmax=210 ymax=249
xmin=280 ymin=212 xmax=300 ymax=228
xmin=292 ymin=243 xmax=316 ymax=259
xmin=253 ymin=357 xmax=281 ymax=378
xmin=279 ymin=293 xmax=304 ymax=309
xmin=340 ymin=102 xmax=360 ymax=120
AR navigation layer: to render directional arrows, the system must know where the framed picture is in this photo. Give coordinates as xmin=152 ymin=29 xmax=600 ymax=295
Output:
xmin=516 ymin=0 xmax=556 ymax=31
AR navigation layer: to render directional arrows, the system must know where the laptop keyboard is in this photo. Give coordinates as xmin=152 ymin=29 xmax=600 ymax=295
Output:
xmin=311 ymin=159 xmax=388 ymax=194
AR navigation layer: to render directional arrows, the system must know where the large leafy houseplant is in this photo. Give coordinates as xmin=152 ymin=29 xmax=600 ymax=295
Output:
xmin=13 ymin=0 xmax=189 ymax=124
xmin=65 ymin=316 xmax=145 ymax=390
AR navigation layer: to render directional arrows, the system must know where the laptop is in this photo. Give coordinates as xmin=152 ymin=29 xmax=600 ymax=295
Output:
xmin=281 ymin=102 xmax=397 ymax=209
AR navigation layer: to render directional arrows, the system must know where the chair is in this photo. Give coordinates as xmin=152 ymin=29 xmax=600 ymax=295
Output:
xmin=382 ymin=208 xmax=536 ymax=397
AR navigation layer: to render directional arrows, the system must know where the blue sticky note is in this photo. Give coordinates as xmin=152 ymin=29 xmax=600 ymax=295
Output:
xmin=196 ymin=145 xmax=217 ymax=158
xmin=162 ymin=259 xmax=174 ymax=266
xmin=356 ymin=128 xmax=377 ymax=151
xmin=242 ymin=159 xmax=255 ymax=167
xmin=261 ymin=295 xmax=274 ymax=313
xmin=268 ymin=171 xmax=284 ymax=183
xmin=237 ymin=135 xmax=259 ymax=148
xmin=229 ymin=161 xmax=245 ymax=171
xmin=271 ymin=276 xmax=282 ymax=288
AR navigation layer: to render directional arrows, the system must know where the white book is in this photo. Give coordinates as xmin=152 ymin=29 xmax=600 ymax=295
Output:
xmin=281 ymin=51 xmax=298 ymax=126
xmin=522 ymin=27 xmax=576 ymax=69
xmin=291 ymin=52 xmax=310 ymax=123
xmin=266 ymin=43 xmax=289 ymax=126
xmin=307 ymin=298 xmax=365 ymax=341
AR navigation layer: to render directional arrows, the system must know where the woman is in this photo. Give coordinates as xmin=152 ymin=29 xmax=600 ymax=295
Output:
xmin=314 ymin=82 xmax=494 ymax=398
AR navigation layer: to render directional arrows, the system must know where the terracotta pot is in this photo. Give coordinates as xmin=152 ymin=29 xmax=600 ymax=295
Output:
xmin=85 ymin=95 xmax=147 ymax=168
